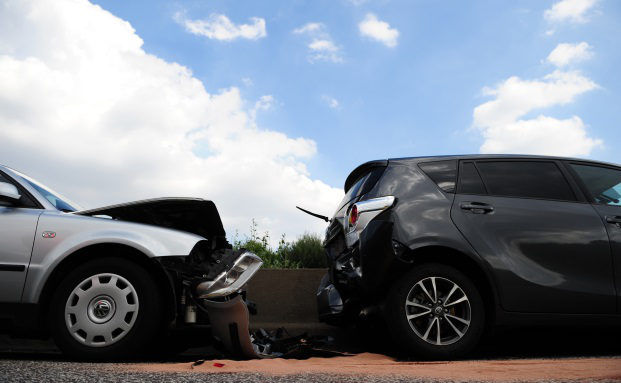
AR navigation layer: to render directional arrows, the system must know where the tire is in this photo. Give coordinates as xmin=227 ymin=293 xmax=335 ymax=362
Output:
xmin=49 ymin=257 xmax=164 ymax=360
xmin=384 ymin=263 xmax=485 ymax=359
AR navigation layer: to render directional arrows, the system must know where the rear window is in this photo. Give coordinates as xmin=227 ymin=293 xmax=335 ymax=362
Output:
xmin=338 ymin=166 xmax=385 ymax=210
xmin=475 ymin=161 xmax=576 ymax=201
xmin=419 ymin=160 xmax=457 ymax=193
xmin=458 ymin=162 xmax=486 ymax=194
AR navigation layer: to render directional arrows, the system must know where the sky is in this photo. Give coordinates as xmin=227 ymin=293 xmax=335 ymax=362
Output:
xmin=0 ymin=0 xmax=620 ymax=244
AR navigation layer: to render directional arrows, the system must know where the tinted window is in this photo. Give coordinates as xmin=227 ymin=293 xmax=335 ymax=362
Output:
xmin=458 ymin=162 xmax=486 ymax=194
xmin=476 ymin=161 xmax=576 ymax=201
xmin=338 ymin=166 xmax=386 ymax=210
xmin=419 ymin=160 xmax=457 ymax=193
xmin=571 ymin=164 xmax=621 ymax=206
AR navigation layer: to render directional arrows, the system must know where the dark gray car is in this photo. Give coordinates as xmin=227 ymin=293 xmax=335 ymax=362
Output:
xmin=317 ymin=155 xmax=621 ymax=358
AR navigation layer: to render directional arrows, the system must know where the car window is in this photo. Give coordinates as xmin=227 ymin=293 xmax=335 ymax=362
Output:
xmin=337 ymin=166 xmax=385 ymax=211
xmin=475 ymin=161 xmax=576 ymax=201
xmin=419 ymin=160 xmax=457 ymax=193
xmin=570 ymin=164 xmax=621 ymax=207
xmin=458 ymin=162 xmax=486 ymax=195
xmin=0 ymin=170 xmax=39 ymax=208
xmin=10 ymin=171 xmax=80 ymax=212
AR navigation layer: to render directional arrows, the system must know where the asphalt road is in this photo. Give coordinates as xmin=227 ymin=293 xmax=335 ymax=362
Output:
xmin=1 ymin=326 xmax=620 ymax=382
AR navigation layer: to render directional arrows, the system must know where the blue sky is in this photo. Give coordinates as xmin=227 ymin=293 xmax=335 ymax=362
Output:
xmin=92 ymin=0 xmax=620 ymax=187
xmin=0 ymin=0 xmax=619 ymax=241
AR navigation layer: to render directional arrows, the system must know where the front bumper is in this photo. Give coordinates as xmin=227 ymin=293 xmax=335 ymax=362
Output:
xmin=201 ymin=295 xmax=258 ymax=357
xmin=160 ymin=249 xmax=266 ymax=358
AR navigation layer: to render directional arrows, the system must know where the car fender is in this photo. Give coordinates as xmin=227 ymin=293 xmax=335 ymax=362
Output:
xmin=21 ymin=211 xmax=205 ymax=303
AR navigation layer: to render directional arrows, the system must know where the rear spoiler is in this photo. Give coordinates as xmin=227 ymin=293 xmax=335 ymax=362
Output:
xmin=343 ymin=160 xmax=388 ymax=192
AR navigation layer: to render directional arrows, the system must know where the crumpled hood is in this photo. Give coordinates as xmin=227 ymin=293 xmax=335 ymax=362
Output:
xmin=74 ymin=197 xmax=226 ymax=239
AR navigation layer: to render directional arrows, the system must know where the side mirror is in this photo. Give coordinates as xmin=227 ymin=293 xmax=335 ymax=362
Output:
xmin=0 ymin=182 xmax=21 ymax=204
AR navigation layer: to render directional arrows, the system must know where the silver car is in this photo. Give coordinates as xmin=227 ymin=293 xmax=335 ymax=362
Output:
xmin=0 ymin=164 xmax=262 ymax=359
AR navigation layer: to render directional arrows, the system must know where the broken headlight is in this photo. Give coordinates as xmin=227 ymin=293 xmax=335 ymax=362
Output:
xmin=196 ymin=251 xmax=263 ymax=299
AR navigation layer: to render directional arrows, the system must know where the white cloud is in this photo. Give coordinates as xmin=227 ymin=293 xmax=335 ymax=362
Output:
xmin=0 ymin=0 xmax=341 ymax=244
xmin=473 ymin=69 xmax=601 ymax=157
xmin=544 ymin=0 xmax=598 ymax=23
xmin=358 ymin=13 xmax=399 ymax=48
xmin=175 ymin=12 xmax=266 ymax=41
xmin=547 ymin=42 xmax=593 ymax=67
xmin=293 ymin=23 xmax=343 ymax=63
xmin=321 ymin=95 xmax=340 ymax=109
xmin=293 ymin=23 xmax=323 ymax=35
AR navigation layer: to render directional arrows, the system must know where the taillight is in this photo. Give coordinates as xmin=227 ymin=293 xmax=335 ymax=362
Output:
xmin=349 ymin=204 xmax=358 ymax=226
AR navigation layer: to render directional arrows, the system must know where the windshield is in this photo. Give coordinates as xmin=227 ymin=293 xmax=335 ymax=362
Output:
xmin=13 ymin=171 xmax=81 ymax=212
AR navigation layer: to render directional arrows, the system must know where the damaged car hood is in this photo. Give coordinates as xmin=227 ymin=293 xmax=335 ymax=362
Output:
xmin=74 ymin=198 xmax=226 ymax=239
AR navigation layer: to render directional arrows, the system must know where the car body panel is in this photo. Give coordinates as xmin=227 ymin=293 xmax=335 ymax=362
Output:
xmin=75 ymin=198 xmax=226 ymax=239
xmin=451 ymin=192 xmax=615 ymax=314
xmin=21 ymin=210 xmax=205 ymax=303
xmin=587 ymin=204 xmax=621 ymax=313
xmin=0 ymin=207 xmax=43 ymax=302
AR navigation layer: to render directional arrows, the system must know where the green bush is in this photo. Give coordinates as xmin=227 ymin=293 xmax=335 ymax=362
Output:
xmin=232 ymin=219 xmax=326 ymax=269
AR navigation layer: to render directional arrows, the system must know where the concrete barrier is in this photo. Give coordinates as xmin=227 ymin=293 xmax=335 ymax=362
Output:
xmin=246 ymin=268 xmax=336 ymax=334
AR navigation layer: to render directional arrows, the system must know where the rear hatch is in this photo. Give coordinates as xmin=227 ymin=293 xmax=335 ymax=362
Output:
xmin=325 ymin=160 xmax=388 ymax=249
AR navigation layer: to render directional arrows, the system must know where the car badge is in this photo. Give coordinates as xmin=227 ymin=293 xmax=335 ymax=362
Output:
xmin=42 ymin=231 xmax=56 ymax=239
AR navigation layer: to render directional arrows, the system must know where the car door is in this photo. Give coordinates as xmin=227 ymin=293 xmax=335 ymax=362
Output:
xmin=568 ymin=162 xmax=621 ymax=312
xmin=0 ymin=172 xmax=43 ymax=303
xmin=450 ymin=159 xmax=615 ymax=314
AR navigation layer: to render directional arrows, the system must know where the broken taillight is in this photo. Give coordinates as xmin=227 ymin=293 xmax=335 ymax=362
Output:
xmin=348 ymin=204 xmax=358 ymax=226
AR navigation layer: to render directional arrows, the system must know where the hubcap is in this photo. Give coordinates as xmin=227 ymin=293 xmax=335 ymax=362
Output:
xmin=64 ymin=273 xmax=139 ymax=348
xmin=404 ymin=276 xmax=471 ymax=346
xmin=87 ymin=296 xmax=115 ymax=323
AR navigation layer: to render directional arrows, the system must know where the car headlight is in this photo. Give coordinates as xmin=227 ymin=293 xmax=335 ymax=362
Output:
xmin=196 ymin=251 xmax=263 ymax=299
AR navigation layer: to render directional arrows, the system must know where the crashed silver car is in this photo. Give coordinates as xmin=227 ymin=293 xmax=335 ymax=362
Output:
xmin=0 ymin=164 xmax=262 ymax=359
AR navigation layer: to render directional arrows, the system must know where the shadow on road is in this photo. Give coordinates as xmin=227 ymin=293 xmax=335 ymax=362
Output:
xmin=1 ymin=325 xmax=620 ymax=362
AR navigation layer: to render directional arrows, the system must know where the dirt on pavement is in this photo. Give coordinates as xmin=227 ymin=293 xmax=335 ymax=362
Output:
xmin=135 ymin=352 xmax=621 ymax=382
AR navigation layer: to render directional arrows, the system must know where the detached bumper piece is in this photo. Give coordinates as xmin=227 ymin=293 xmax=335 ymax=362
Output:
xmin=192 ymin=250 xmax=289 ymax=359
xmin=201 ymin=295 xmax=258 ymax=358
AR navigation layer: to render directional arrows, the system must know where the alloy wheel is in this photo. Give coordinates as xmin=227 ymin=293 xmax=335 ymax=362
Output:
xmin=404 ymin=276 xmax=471 ymax=346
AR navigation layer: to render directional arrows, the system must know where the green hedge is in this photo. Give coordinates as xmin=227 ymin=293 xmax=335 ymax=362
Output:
xmin=232 ymin=219 xmax=327 ymax=269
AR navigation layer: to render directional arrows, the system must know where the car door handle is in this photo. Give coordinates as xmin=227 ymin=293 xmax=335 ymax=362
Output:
xmin=606 ymin=216 xmax=621 ymax=225
xmin=460 ymin=202 xmax=494 ymax=214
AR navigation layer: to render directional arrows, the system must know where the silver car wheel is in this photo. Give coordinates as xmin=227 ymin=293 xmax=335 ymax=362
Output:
xmin=64 ymin=273 xmax=139 ymax=348
xmin=405 ymin=276 xmax=471 ymax=346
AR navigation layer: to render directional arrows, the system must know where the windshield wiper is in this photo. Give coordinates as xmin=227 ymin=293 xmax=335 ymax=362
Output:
xmin=296 ymin=206 xmax=329 ymax=222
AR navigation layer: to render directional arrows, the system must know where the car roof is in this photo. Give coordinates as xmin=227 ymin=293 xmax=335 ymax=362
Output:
xmin=344 ymin=154 xmax=621 ymax=192
xmin=389 ymin=154 xmax=621 ymax=168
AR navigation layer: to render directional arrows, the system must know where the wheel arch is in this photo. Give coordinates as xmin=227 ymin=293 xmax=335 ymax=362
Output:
xmin=37 ymin=243 xmax=177 ymax=334
xmin=397 ymin=245 xmax=498 ymax=328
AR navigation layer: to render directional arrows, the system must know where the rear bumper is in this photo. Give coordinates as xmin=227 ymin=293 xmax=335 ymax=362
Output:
xmin=319 ymin=216 xmax=397 ymax=323
xmin=316 ymin=274 xmax=344 ymax=324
